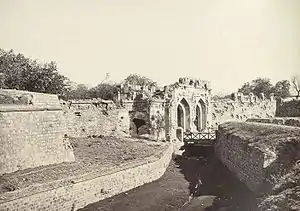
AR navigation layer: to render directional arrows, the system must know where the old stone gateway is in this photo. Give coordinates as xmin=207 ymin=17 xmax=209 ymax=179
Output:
xmin=118 ymin=77 xmax=214 ymax=141
xmin=0 ymin=76 xmax=281 ymax=211
xmin=117 ymin=76 xmax=276 ymax=142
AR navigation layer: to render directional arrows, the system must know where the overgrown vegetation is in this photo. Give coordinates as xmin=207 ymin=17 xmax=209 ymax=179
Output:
xmin=65 ymin=83 xmax=118 ymax=100
xmin=123 ymin=73 xmax=154 ymax=86
xmin=238 ymin=78 xmax=291 ymax=99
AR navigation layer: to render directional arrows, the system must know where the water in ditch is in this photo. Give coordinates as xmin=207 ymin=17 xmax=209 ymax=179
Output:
xmin=79 ymin=147 xmax=258 ymax=211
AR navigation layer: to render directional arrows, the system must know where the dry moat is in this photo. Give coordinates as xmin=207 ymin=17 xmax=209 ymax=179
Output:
xmin=80 ymin=147 xmax=258 ymax=211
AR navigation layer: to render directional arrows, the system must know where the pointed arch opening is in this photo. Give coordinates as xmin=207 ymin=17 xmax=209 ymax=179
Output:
xmin=177 ymin=98 xmax=191 ymax=131
xmin=195 ymin=99 xmax=207 ymax=131
xmin=177 ymin=104 xmax=184 ymax=128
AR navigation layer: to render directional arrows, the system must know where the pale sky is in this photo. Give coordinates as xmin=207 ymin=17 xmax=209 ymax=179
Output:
xmin=0 ymin=0 xmax=299 ymax=93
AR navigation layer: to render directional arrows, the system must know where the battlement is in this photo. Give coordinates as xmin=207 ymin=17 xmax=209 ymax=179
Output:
xmin=177 ymin=77 xmax=211 ymax=90
xmin=228 ymin=92 xmax=275 ymax=103
xmin=119 ymin=81 xmax=158 ymax=94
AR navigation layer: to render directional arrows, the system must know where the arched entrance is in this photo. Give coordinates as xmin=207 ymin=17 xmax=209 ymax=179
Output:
xmin=195 ymin=99 xmax=206 ymax=131
xmin=177 ymin=104 xmax=184 ymax=128
xmin=132 ymin=118 xmax=146 ymax=135
xmin=177 ymin=98 xmax=191 ymax=131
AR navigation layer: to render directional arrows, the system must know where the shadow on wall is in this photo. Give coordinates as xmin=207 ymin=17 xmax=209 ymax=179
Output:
xmin=174 ymin=147 xmax=258 ymax=211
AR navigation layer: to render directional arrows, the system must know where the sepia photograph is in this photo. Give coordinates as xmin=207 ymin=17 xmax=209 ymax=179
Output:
xmin=0 ymin=0 xmax=300 ymax=210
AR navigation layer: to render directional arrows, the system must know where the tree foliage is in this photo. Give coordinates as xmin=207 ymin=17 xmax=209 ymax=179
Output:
xmin=238 ymin=82 xmax=253 ymax=95
xmin=124 ymin=73 xmax=154 ymax=86
xmin=65 ymin=83 xmax=117 ymax=100
xmin=274 ymin=80 xmax=290 ymax=99
xmin=238 ymin=77 xmax=290 ymax=99
xmin=89 ymin=83 xmax=117 ymax=100
xmin=0 ymin=49 xmax=68 ymax=94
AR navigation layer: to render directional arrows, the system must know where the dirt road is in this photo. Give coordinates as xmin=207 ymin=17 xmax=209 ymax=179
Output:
xmin=79 ymin=147 xmax=258 ymax=211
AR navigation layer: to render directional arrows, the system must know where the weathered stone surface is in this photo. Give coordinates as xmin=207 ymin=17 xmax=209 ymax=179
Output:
xmin=211 ymin=97 xmax=276 ymax=129
xmin=247 ymin=117 xmax=300 ymax=127
xmin=0 ymin=143 xmax=173 ymax=211
xmin=276 ymin=99 xmax=300 ymax=117
xmin=215 ymin=121 xmax=300 ymax=193
xmin=0 ymin=89 xmax=75 ymax=175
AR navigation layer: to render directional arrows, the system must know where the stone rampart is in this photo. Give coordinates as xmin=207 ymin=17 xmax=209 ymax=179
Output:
xmin=215 ymin=121 xmax=300 ymax=193
xmin=247 ymin=117 xmax=300 ymax=127
xmin=215 ymin=122 xmax=265 ymax=192
xmin=62 ymin=104 xmax=119 ymax=137
xmin=276 ymin=99 xmax=300 ymax=117
xmin=211 ymin=93 xmax=276 ymax=128
xmin=0 ymin=89 xmax=75 ymax=175
xmin=0 ymin=143 xmax=173 ymax=211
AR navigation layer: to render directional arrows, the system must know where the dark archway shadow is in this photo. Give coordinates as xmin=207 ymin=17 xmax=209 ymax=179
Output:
xmin=132 ymin=118 xmax=146 ymax=134
xmin=173 ymin=147 xmax=258 ymax=211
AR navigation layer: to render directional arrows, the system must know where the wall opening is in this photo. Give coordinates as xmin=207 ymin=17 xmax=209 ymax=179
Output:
xmin=132 ymin=118 xmax=146 ymax=135
xmin=177 ymin=98 xmax=191 ymax=131
xmin=177 ymin=104 xmax=184 ymax=128
xmin=195 ymin=105 xmax=202 ymax=131
xmin=195 ymin=99 xmax=207 ymax=131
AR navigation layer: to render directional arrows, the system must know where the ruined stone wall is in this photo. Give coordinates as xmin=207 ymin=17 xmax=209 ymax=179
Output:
xmin=276 ymin=99 xmax=300 ymax=117
xmin=215 ymin=122 xmax=265 ymax=192
xmin=247 ymin=117 xmax=300 ymax=127
xmin=62 ymin=104 xmax=119 ymax=137
xmin=149 ymin=100 xmax=166 ymax=141
xmin=215 ymin=121 xmax=300 ymax=193
xmin=0 ymin=143 xmax=173 ymax=211
xmin=117 ymin=108 xmax=130 ymax=134
xmin=211 ymin=96 xmax=276 ymax=129
xmin=120 ymin=99 xmax=166 ymax=140
xmin=0 ymin=89 xmax=75 ymax=175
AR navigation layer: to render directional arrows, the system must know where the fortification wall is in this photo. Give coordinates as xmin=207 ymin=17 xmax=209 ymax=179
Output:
xmin=215 ymin=121 xmax=300 ymax=193
xmin=0 ymin=89 xmax=75 ymax=175
xmin=0 ymin=143 xmax=173 ymax=211
xmin=211 ymin=94 xmax=276 ymax=128
xmin=247 ymin=117 xmax=300 ymax=127
xmin=62 ymin=104 xmax=119 ymax=138
xmin=120 ymin=98 xmax=167 ymax=140
xmin=276 ymin=99 xmax=300 ymax=117
xmin=215 ymin=122 xmax=265 ymax=192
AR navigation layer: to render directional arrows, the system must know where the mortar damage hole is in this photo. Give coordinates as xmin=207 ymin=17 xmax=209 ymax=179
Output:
xmin=133 ymin=118 xmax=146 ymax=135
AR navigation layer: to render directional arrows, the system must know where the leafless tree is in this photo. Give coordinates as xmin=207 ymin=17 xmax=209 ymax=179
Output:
xmin=292 ymin=75 xmax=300 ymax=99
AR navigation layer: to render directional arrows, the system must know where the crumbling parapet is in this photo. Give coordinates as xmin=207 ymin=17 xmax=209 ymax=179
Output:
xmin=229 ymin=92 xmax=275 ymax=103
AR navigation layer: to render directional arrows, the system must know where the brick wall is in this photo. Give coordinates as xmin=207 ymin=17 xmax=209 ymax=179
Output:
xmin=0 ymin=89 xmax=75 ymax=175
xmin=0 ymin=144 xmax=173 ymax=211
